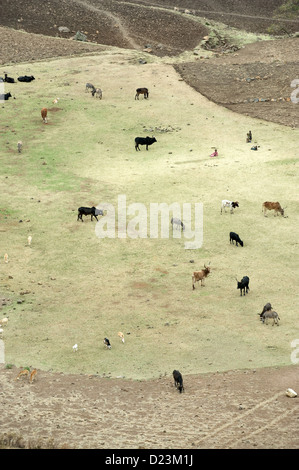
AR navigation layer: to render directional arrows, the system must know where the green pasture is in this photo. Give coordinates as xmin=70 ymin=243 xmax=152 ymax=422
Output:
xmin=0 ymin=51 xmax=298 ymax=379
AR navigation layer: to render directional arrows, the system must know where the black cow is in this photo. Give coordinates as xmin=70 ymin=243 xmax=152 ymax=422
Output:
xmin=236 ymin=276 xmax=250 ymax=296
xmin=4 ymin=74 xmax=15 ymax=83
xmin=77 ymin=206 xmax=98 ymax=222
xmin=230 ymin=231 xmax=243 ymax=247
xmin=135 ymin=136 xmax=157 ymax=151
xmin=135 ymin=87 xmax=149 ymax=100
xmin=0 ymin=92 xmax=12 ymax=101
xmin=18 ymin=75 xmax=35 ymax=82
xmin=173 ymin=370 xmax=184 ymax=393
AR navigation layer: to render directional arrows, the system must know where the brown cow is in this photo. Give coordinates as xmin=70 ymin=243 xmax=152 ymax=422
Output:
xmin=262 ymin=201 xmax=285 ymax=217
xmin=192 ymin=264 xmax=210 ymax=290
xmin=41 ymin=107 xmax=48 ymax=123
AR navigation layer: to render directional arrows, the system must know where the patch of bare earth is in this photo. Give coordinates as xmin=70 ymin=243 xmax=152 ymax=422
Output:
xmin=0 ymin=364 xmax=298 ymax=449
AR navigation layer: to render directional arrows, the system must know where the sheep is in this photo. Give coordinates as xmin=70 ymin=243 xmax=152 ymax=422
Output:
xmin=1 ymin=318 xmax=8 ymax=326
xmin=4 ymin=254 xmax=8 ymax=263
xmin=92 ymin=88 xmax=102 ymax=99
xmin=17 ymin=141 xmax=22 ymax=153
xmin=73 ymin=343 xmax=78 ymax=352
xmin=27 ymin=235 xmax=32 ymax=246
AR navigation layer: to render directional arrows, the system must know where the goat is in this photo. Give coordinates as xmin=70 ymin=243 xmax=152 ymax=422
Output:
xmin=77 ymin=206 xmax=98 ymax=222
xmin=92 ymin=88 xmax=102 ymax=99
xmin=259 ymin=302 xmax=272 ymax=320
xmin=262 ymin=201 xmax=286 ymax=217
xmin=41 ymin=108 xmax=48 ymax=123
xmin=262 ymin=310 xmax=280 ymax=326
xmin=135 ymin=87 xmax=149 ymax=100
xmin=85 ymin=83 xmax=95 ymax=93
xmin=236 ymin=276 xmax=250 ymax=296
xmin=18 ymin=75 xmax=35 ymax=82
xmin=4 ymin=73 xmax=15 ymax=83
xmin=192 ymin=264 xmax=210 ymax=290
xmin=173 ymin=370 xmax=184 ymax=393
xmin=171 ymin=217 xmax=185 ymax=231
xmin=104 ymin=337 xmax=111 ymax=349
xmin=230 ymin=231 xmax=243 ymax=247
xmin=221 ymin=200 xmax=239 ymax=214
xmin=135 ymin=136 xmax=157 ymax=151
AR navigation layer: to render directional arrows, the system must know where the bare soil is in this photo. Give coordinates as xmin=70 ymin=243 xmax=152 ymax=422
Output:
xmin=0 ymin=0 xmax=298 ymax=450
xmin=1 ymin=364 xmax=298 ymax=449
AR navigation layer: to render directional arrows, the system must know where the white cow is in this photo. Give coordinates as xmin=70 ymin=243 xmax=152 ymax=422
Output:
xmin=221 ymin=200 xmax=239 ymax=214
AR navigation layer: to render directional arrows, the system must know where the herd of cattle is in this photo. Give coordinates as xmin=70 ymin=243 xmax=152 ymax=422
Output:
xmin=2 ymin=71 xmax=288 ymax=393
xmin=0 ymin=73 xmax=35 ymax=101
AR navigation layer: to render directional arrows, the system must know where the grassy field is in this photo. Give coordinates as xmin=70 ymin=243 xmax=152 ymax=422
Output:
xmin=0 ymin=50 xmax=298 ymax=380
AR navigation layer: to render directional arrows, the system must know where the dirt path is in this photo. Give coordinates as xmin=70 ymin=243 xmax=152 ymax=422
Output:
xmin=72 ymin=0 xmax=142 ymax=50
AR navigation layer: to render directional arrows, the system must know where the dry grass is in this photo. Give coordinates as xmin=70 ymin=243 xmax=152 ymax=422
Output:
xmin=0 ymin=51 xmax=298 ymax=380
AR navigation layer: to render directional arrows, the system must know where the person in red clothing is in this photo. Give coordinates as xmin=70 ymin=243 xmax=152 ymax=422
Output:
xmin=210 ymin=148 xmax=218 ymax=157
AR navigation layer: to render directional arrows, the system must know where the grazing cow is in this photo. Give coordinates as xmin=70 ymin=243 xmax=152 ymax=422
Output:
xmin=236 ymin=276 xmax=250 ymax=296
xmin=92 ymin=88 xmax=102 ymax=99
xmin=221 ymin=200 xmax=239 ymax=214
xmin=85 ymin=83 xmax=95 ymax=93
xmin=171 ymin=217 xmax=185 ymax=231
xmin=18 ymin=75 xmax=35 ymax=82
xmin=173 ymin=370 xmax=184 ymax=393
xmin=77 ymin=206 xmax=98 ymax=222
xmin=230 ymin=231 xmax=243 ymax=247
xmin=262 ymin=201 xmax=285 ymax=217
xmin=135 ymin=136 xmax=157 ymax=151
xmin=104 ymin=337 xmax=111 ymax=349
xmin=4 ymin=73 xmax=15 ymax=83
xmin=192 ymin=264 xmax=211 ymax=290
xmin=262 ymin=310 xmax=280 ymax=326
xmin=259 ymin=302 xmax=272 ymax=320
xmin=41 ymin=108 xmax=48 ymax=123
xmin=135 ymin=87 xmax=149 ymax=100
xmin=0 ymin=92 xmax=12 ymax=101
